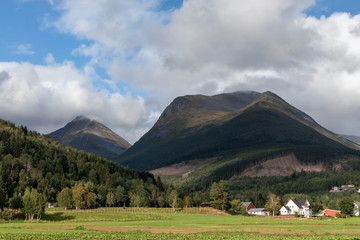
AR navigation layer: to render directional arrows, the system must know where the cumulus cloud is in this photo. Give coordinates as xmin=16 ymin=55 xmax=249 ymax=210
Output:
xmin=0 ymin=71 xmax=9 ymax=84
xmin=44 ymin=53 xmax=56 ymax=64
xmin=0 ymin=61 xmax=151 ymax=143
xmin=2 ymin=0 xmax=360 ymax=143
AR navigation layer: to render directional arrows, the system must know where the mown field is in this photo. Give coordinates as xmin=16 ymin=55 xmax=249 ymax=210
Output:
xmin=1 ymin=208 xmax=360 ymax=239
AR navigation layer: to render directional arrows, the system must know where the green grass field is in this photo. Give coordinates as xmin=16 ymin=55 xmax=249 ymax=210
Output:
xmin=1 ymin=208 xmax=360 ymax=239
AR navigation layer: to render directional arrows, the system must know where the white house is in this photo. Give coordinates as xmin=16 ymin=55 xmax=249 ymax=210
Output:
xmin=280 ymin=199 xmax=312 ymax=217
xmin=354 ymin=202 xmax=360 ymax=216
xmin=247 ymin=208 xmax=269 ymax=216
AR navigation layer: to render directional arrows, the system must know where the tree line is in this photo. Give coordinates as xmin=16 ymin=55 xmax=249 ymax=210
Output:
xmin=0 ymin=119 xmax=168 ymax=217
xmin=209 ymin=180 xmax=360 ymax=216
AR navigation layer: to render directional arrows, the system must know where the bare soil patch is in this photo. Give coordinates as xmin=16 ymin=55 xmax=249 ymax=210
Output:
xmin=241 ymin=153 xmax=324 ymax=177
xmin=86 ymin=226 xmax=212 ymax=233
xmin=150 ymin=157 xmax=218 ymax=177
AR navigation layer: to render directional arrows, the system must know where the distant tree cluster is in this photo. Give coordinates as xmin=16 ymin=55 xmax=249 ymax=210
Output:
xmin=208 ymin=180 xmax=360 ymax=217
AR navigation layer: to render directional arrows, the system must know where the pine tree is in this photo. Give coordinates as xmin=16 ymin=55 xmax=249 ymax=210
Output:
xmin=0 ymin=163 xmax=7 ymax=211
xmin=210 ymin=180 xmax=230 ymax=211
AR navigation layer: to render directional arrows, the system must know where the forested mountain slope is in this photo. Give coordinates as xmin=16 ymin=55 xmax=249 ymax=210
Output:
xmin=340 ymin=134 xmax=360 ymax=145
xmin=0 ymin=118 xmax=165 ymax=207
xmin=118 ymin=91 xmax=359 ymax=171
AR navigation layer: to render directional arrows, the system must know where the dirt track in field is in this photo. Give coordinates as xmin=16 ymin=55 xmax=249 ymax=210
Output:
xmin=26 ymin=226 xmax=360 ymax=235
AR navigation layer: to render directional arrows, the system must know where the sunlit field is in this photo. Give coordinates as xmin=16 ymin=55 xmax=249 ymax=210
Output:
xmin=1 ymin=208 xmax=360 ymax=239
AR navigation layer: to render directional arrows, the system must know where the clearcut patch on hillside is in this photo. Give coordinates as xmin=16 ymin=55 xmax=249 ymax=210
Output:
xmin=240 ymin=153 xmax=324 ymax=177
xmin=150 ymin=157 xmax=218 ymax=177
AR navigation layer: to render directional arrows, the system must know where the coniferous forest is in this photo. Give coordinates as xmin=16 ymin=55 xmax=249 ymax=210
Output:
xmin=0 ymin=118 xmax=171 ymax=216
xmin=2 ymin=116 xmax=360 ymax=220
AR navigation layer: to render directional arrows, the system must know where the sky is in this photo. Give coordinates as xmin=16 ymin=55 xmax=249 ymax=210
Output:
xmin=0 ymin=0 xmax=360 ymax=144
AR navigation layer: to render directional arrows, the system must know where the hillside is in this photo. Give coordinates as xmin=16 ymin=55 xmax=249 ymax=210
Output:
xmin=0 ymin=118 xmax=164 ymax=207
xmin=340 ymin=134 xmax=360 ymax=145
xmin=118 ymin=91 xmax=359 ymax=171
xmin=48 ymin=116 xmax=131 ymax=160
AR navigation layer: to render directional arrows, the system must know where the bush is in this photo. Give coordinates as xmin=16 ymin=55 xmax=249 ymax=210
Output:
xmin=0 ymin=209 xmax=22 ymax=220
xmin=229 ymin=199 xmax=247 ymax=215
xmin=294 ymin=212 xmax=299 ymax=217
xmin=336 ymin=212 xmax=340 ymax=218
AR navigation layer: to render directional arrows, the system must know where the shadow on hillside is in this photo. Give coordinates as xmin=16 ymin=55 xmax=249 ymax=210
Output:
xmin=42 ymin=212 xmax=75 ymax=221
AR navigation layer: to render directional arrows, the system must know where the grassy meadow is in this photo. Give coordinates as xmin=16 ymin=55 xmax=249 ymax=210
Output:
xmin=1 ymin=208 xmax=360 ymax=239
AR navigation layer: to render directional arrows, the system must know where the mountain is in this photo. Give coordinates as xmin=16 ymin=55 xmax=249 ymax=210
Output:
xmin=118 ymin=91 xmax=360 ymax=177
xmin=48 ymin=116 xmax=131 ymax=160
xmin=340 ymin=134 xmax=360 ymax=145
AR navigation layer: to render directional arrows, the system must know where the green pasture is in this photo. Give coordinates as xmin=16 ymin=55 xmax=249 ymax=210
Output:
xmin=1 ymin=208 xmax=360 ymax=239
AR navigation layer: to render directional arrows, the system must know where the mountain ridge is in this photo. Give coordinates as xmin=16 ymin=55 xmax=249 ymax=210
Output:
xmin=118 ymin=91 xmax=359 ymax=172
xmin=340 ymin=134 xmax=360 ymax=145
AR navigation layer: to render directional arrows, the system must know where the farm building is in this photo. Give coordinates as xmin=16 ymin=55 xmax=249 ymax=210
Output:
xmin=247 ymin=208 xmax=269 ymax=216
xmin=280 ymin=199 xmax=312 ymax=217
xmin=323 ymin=209 xmax=341 ymax=218
xmin=241 ymin=202 xmax=256 ymax=211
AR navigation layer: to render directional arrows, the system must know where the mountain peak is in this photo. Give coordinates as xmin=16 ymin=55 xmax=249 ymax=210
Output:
xmin=72 ymin=115 xmax=91 ymax=122
xmin=151 ymin=91 xmax=261 ymax=138
xmin=48 ymin=117 xmax=131 ymax=160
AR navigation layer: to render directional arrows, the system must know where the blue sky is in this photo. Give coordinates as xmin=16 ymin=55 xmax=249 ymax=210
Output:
xmin=0 ymin=0 xmax=184 ymax=75
xmin=0 ymin=1 xmax=88 ymax=67
xmin=1 ymin=0 xmax=360 ymax=142
xmin=306 ymin=0 xmax=360 ymax=17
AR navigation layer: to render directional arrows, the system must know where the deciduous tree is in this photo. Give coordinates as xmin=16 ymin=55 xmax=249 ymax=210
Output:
xmin=72 ymin=182 xmax=86 ymax=209
xmin=339 ymin=197 xmax=354 ymax=215
xmin=230 ymin=199 xmax=247 ymax=215
xmin=57 ymin=188 xmax=73 ymax=209
xmin=265 ymin=193 xmax=281 ymax=216
xmin=106 ymin=192 xmax=115 ymax=207
xmin=114 ymin=185 xmax=127 ymax=207
xmin=168 ymin=190 xmax=180 ymax=209
xmin=22 ymin=188 xmax=44 ymax=220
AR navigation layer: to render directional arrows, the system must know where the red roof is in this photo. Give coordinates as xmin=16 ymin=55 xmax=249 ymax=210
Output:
xmin=323 ymin=209 xmax=341 ymax=218
xmin=242 ymin=202 xmax=256 ymax=211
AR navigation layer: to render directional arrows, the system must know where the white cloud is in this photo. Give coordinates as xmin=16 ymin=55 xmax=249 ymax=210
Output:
xmin=13 ymin=43 xmax=34 ymax=55
xmin=0 ymin=61 xmax=151 ymax=143
xmin=44 ymin=53 xmax=56 ymax=64
xmin=3 ymin=0 xmax=360 ymax=144
xmin=52 ymin=0 xmax=163 ymax=55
